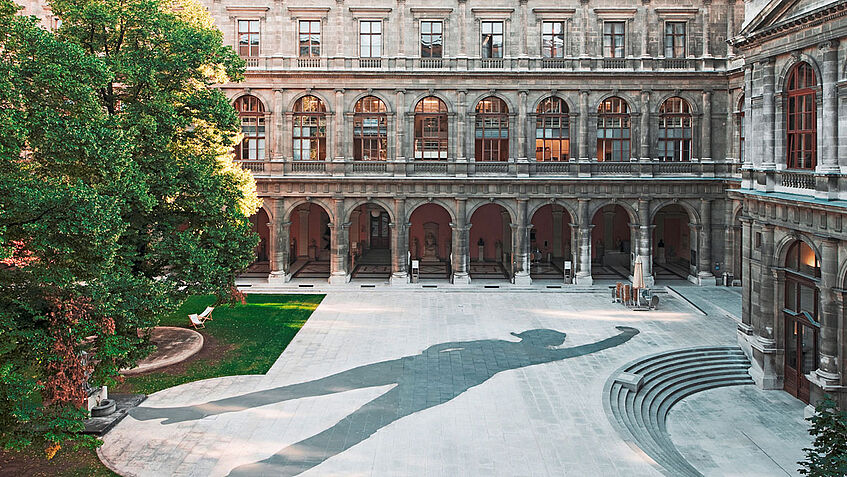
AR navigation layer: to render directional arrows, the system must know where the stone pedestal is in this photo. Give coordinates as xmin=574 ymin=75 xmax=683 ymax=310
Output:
xmin=268 ymin=271 xmax=291 ymax=283
xmin=477 ymin=244 xmax=485 ymax=262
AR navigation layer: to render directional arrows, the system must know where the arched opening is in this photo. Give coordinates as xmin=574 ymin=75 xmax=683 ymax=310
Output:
xmin=657 ymin=97 xmax=692 ymax=162
xmin=783 ymin=240 xmax=821 ymax=403
xmin=786 ymin=62 xmax=817 ymax=170
xmin=474 ymin=97 xmax=509 ymax=161
xmin=349 ymin=203 xmax=391 ymax=280
xmin=353 ymin=96 xmax=388 ymax=161
xmin=414 ymin=97 xmax=448 ymax=160
xmin=234 ymin=95 xmax=266 ymax=161
xmin=469 ymin=203 xmax=511 ymax=279
xmin=408 ymin=203 xmax=452 ymax=280
xmin=293 ymin=95 xmax=327 ymax=161
xmin=535 ymin=97 xmax=570 ymax=161
xmin=529 ymin=204 xmax=573 ymax=279
xmin=591 ymin=205 xmax=632 ymax=279
xmin=242 ymin=207 xmax=270 ymax=277
xmin=596 ymin=97 xmax=630 ymax=162
xmin=652 ymin=204 xmax=693 ymax=280
xmin=289 ymin=203 xmax=331 ymax=279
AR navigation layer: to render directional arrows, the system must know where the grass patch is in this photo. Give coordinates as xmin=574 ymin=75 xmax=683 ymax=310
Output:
xmin=0 ymin=447 xmax=119 ymax=477
xmin=115 ymin=293 xmax=323 ymax=395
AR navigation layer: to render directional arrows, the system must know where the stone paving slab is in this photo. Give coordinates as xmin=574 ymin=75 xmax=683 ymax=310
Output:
xmin=100 ymin=289 xmax=808 ymax=477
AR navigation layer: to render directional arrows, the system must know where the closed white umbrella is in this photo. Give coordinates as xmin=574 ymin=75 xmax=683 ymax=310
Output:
xmin=632 ymin=257 xmax=646 ymax=290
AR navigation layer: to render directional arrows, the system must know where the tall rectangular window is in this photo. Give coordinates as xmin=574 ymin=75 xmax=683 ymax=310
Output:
xmin=542 ymin=21 xmax=565 ymax=58
xmin=360 ymin=21 xmax=382 ymax=57
xmin=603 ymin=21 xmax=625 ymax=58
xmin=420 ymin=21 xmax=443 ymax=58
xmin=238 ymin=20 xmax=260 ymax=57
xmin=299 ymin=20 xmax=321 ymax=57
xmin=664 ymin=22 xmax=686 ymax=58
xmin=481 ymin=21 xmax=504 ymax=58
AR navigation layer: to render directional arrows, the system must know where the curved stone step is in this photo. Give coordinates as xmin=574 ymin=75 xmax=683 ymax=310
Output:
xmin=603 ymin=346 xmax=754 ymax=477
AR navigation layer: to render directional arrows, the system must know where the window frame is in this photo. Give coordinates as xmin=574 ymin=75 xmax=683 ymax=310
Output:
xmin=481 ymin=21 xmax=505 ymax=59
xmin=420 ymin=20 xmax=444 ymax=58
xmin=535 ymin=97 xmax=570 ymax=161
xmin=786 ymin=62 xmax=817 ymax=170
xmin=359 ymin=19 xmax=383 ymax=58
xmin=292 ymin=95 xmax=327 ymax=161
xmin=596 ymin=97 xmax=631 ymax=162
xmin=353 ymin=96 xmax=388 ymax=161
xmin=657 ymin=97 xmax=693 ymax=162
xmin=237 ymin=19 xmax=261 ymax=58
xmin=474 ymin=97 xmax=509 ymax=162
xmin=234 ymin=95 xmax=266 ymax=161
xmin=736 ymin=95 xmax=745 ymax=163
xmin=602 ymin=21 xmax=626 ymax=58
xmin=414 ymin=97 xmax=449 ymax=160
xmin=541 ymin=21 xmax=566 ymax=58
xmin=298 ymin=19 xmax=322 ymax=58
xmin=663 ymin=21 xmax=687 ymax=58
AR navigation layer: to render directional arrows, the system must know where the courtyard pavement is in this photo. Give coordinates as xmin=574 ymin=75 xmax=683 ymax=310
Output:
xmin=99 ymin=288 xmax=809 ymax=476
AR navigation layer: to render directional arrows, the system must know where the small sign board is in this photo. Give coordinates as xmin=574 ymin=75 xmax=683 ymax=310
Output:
xmin=411 ymin=260 xmax=420 ymax=270
xmin=564 ymin=261 xmax=572 ymax=271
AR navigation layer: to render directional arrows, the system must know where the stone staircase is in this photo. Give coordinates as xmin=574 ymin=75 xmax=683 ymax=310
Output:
xmin=603 ymin=346 xmax=753 ymax=477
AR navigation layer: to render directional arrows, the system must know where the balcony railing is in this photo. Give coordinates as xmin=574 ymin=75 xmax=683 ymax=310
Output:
xmin=479 ymin=58 xmax=504 ymax=69
xmin=297 ymin=57 xmax=321 ymax=68
xmin=780 ymin=170 xmax=816 ymax=190
xmin=358 ymin=58 xmax=382 ymax=69
xmin=290 ymin=161 xmax=327 ymax=174
xmin=602 ymin=58 xmax=627 ymax=69
xmin=419 ymin=58 xmax=443 ymax=69
xmin=245 ymin=57 xmax=260 ymax=68
xmin=237 ymin=161 xmax=266 ymax=173
xmin=661 ymin=58 xmax=688 ymax=69
xmin=473 ymin=161 xmax=510 ymax=174
xmin=352 ymin=161 xmax=388 ymax=174
xmin=541 ymin=58 xmax=568 ymax=69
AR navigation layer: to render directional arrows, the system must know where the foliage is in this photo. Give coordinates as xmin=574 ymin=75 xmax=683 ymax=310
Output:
xmin=117 ymin=294 xmax=323 ymax=395
xmin=0 ymin=0 xmax=258 ymax=455
xmin=799 ymin=396 xmax=847 ymax=476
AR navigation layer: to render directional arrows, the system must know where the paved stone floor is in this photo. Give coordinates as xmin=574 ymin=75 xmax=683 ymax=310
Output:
xmin=99 ymin=288 xmax=810 ymax=477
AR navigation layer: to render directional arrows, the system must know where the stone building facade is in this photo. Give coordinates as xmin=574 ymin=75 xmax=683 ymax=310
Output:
xmin=18 ymin=0 xmax=847 ymax=407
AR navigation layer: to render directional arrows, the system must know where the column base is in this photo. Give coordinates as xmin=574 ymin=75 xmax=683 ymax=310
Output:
xmin=328 ymin=273 xmax=350 ymax=285
xmin=390 ymin=272 xmax=409 ymax=286
xmin=574 ymin=274 xmax=593 ymax=285
xmin=513 ymin=273 xmax=532 ymax=286
xmin=692 ymin=272 xmax=717 ymax=286
xmin=748 ymin=336 xmax=782 ymax=390
xmin=268 ymin=272 xmax=291 ymax=284
xmin=452 ymin=273 xmax=471 ymax=285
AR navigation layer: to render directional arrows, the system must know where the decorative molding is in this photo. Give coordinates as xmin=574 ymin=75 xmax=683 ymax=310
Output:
xmin=471 ymin=7 xmax=515 ymax=20
xmin=531 ymin=8 xmax=576 ymax=20
xmin=410 ymin=7 xmax=453 ymax=19
xmin=593 ymin=8 xmax=637 ymax=20
xmin=348 ymin=6 xmax=392 ymax=19
xmin=287 ymin=6 xmax=331 ymax=19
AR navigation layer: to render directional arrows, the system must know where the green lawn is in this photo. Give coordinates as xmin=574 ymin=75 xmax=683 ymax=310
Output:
xmin=117 ymin=293 xmax=323 ymax=395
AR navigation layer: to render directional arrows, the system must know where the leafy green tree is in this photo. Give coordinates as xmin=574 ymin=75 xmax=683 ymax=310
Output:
xmin=0 ymin=0 xmax=258 ymax=454
xmin=799 ymin=396 xmax=847 ymax=476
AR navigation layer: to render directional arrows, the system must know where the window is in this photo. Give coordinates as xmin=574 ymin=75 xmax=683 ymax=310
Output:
xmin=414 ymin=97 xmax=448 ymax=159
xmin=235 ymin=95 xmax=265 ymax=161
xmin=481 ymin=21 xmax=504 ymax=58
xmin=658 ymin=97 xmax=692 ymax=161
xmin=293 ymin=96 xmax=327 ymax=161
xmin=421 ymin=21 xmax=443 ymax=58
xmin=737 ymin=95 xmax=745 ymax=162
xmin=603 ymin=22 xmax=625 ymax=58
xmin=238 ymin=20 xmax=260 ymax=57
xmin=353 ymin=96 xmax=388 ymax=160
xmin=475 ymin=97 xmax=509 ymax=161
xmin=360 ymin=21 xmax=382 ymax=58
xmin=299 ymin=20 xmax=321 ymax=57
xmin=786 ymin=62 xmax=817 ymax=169
xmin=535 ymin=97 xmax=570 ymax=161
xmin=664 ymin=22 xmax=686 ymax=58
xmin=596 ymin=97 xmax=630 ymax=162
xmin=542 ymin=21 xmax=565 ymax=58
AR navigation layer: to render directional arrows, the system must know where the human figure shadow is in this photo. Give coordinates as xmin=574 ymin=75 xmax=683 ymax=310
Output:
xmin=129 ymin=326 xmax=639 ymax=476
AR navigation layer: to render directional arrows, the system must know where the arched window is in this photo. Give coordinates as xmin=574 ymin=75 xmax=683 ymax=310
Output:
xmin=235 ymin=95 xmax=266 ymax=161
xmin=786 ymin=62 xmax=817 ymax=169
xmin=293 ymin=95 xmax=327 ymax=161
xmin=353 ymin=96 xmax=388 ymax=161
xmin=475 ymin=97 xmax=509 ymax=161
xmin=737 ymin=94 xmax=745 ymax=163
xmin=596 ymin=97 xmax=630 ymax=162
xmin=414 ymin=97 xmax=448 ymax=160
xmin=535 ymin=97 xmax=570 ymax=161
xmin=657 ymin=97 xmax=692 ymax=162
xmin=783 ymin=240 xmax=820 ymax=403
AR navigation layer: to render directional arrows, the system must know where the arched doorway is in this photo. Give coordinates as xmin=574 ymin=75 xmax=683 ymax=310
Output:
xmin=289 ymin=203 xmax=331 ymax=279
xmin=243 ymin=207 xmax=270 ymax=276
xmin=469 ymin=203 xmax=510 ymax=280
xmin=652 ymin=204 xmax=693 ymax=280
xmin=408 ymin=203 xmax=452 ymax=280
xmin=529 ymin=204 xmax=573 ymax=279
xmin=349 ymin=203 xmax=391 ymax=280
xmin=783 ymin=240 xmax=821 ymax=403
xmin=591 ymin=205 xmax=631 ymax=279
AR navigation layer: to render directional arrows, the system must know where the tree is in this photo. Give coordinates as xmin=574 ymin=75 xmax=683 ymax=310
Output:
xmin=799 ymin=396 xmax=847 ymax=476
xmin=0 ymin=0 xmax=258 ymax=454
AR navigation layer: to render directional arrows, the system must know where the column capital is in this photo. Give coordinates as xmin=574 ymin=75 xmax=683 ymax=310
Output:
xmin=818 ymin=39 xmax=839 ymax=52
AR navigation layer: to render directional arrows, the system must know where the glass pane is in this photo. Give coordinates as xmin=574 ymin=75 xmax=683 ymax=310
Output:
xmin=801 ymin=325 xmax=816 ymax=374
xmin=787 ymin=320 xmax=798 ymax=370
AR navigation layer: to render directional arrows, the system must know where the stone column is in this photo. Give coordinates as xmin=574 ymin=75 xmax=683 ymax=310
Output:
xmin=513 ymin=199 xmax=532 ymax=285
xmin=702 ymin=0 xmax=711 ymax=57
xmin=395 ymin=89 xmax=406 ymax=171
xmin=580 ymin=0 xmax=590 ymax=57
xmin=350 ymin=209 xmax=361 ymax=253
xmin=725 ymin=89 xmax=735 ymax=161
xmin=815 ymin=238 xmax=840 ymax=385
xmin=397 ymin=0 xmax=406 ymax=58
xmin=640 ymin=90 xmax=651 ymax=160
xmin=697 ymin=199 xmax=716 ymax=285
xmin=640 ymin=6 xmax=649 ymax=57
xmin=269 ymin=220 xmax=292 ymax=282
xmin=727 ymin=0 xmax=736 ymax=56
xmin=334 ymin=89 xmax=345 ymax=161
xmin=328 ymin=198 xmax=350 ymax=284
xmin=457 ymin=90 xmax=467 ymax=161
xmin=701 ymin=90 xmax=712 ymax=161
xmin=637 ymin=198 xmax=654 ymax=286
xmin=761 ymin=59 xmax=776 ymax=174
xmin=335 ymin=0 xmax=345 ymax=58
xmin=755 ymin=224 xmax=775 ymax=342
xmin=738 ymin=216 xmax=754 ymax=334
xmin=273 ymin=89 xmax=284 ymax=160
xmin=743 ymin=63 xmax=753 ymax=169
xmin=575 ymin=199 xmax=593 ymax=284
xmin=518 ymin=90 xmax=527 ymax=160
xmin=580 ymin=90 xmax=590 ymax=160
xmin=451 ymin=198 xmax=471 ymax=284
xmin=819 ymin=41 xmax=839 ymax=173
xmin=552 ymin=207 xmax=564 ymax=258
xmin=297 ymin=207 xmax=310 ymax=257
xmin=458 ymin=0 xmax=467 ymax=58
xmin=519 ymin=0 xmax=528 ymax=57
xmin=390 ymin=198 xmax=410 ymax=285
